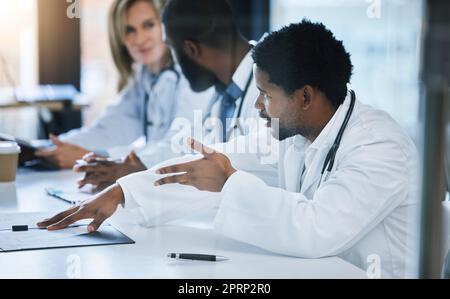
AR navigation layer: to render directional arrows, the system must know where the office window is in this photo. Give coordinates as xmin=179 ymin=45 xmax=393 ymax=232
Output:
xmin=0 ymin=0 xmax=38 ymax=88
xmin=0 ymin=0 xmax=38 ymax=138
xmin=80 ymin=0 xmax=118 ymax=127
xmin=271 ymin=0 xmax=423 ymax=137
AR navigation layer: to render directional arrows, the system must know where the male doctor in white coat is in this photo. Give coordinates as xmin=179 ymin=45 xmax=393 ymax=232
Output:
xmin=38 ymin=20 xmax=419 ymax=278
xmin=72 ymin=0 xmax=267 ymax=192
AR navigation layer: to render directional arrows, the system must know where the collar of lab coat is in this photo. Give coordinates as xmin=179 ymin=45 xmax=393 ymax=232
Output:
xmin=209 ymin=37 xmax=262 ymax=109
xmin=294 ymin=90 xmax=353 ymax=152
xmin=231 ymin=50 xmax=254 ymax=92
xmin=290 ymin=91 xmax=354 ymax=194
xmin=136 ymin=64 xmax=157 ymax=80
xmin=230 ymin=35 xmax=266 ymax=92
xmin=136 ymin=64 xmax=158 ymax=95
xmin=136 ymin=63 xmax=180 ymax=96
xmin=206 ymin=49 xmax=254 ymax=121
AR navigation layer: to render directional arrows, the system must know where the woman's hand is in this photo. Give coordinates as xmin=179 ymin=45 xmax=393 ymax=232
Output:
xmin=35 ymin=134 xmax=90 ymax=169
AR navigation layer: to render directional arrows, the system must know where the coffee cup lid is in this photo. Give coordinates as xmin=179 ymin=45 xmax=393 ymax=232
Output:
xmin=0 ymin=141 xmax=21 ymax=154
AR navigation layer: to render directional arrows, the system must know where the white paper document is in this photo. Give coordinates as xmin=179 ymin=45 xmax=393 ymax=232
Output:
xmin=0 ymin=226 xmax=90 ymax=248
xmin=0 ymin=212 xmax=91 ymax=230
xmin=0 ymin=212 xmax=133 ymax=252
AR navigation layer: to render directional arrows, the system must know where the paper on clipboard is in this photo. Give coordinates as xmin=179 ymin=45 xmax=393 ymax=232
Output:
xmin=0 ymin=212 xmax=134 ymax=252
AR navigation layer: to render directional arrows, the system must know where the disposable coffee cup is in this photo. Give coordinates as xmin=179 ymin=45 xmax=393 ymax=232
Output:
xmin=0 ymin=141 xmax=21 ymax=182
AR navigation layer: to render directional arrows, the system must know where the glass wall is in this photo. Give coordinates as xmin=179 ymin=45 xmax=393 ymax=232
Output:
xmin=271 ymin=0 xmax=425 ymax=277
xmin=0 ymin=0 xmax=38 ymax=138
xmin=271 ymin=0 xmax=423 ymax=141
xmin=80 ymin=0 xmax=118 ymax=127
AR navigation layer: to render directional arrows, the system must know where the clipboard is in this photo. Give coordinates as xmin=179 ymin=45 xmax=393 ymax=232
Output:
xmin=0 ymin=212 xmax=135 ymax=253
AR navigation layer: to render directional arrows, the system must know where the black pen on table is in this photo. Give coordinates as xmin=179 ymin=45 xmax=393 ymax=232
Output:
xmin=167 ymin=253 xmax=229 ymax=262
xmin=0 ymin=224 xmax=87 ymax=232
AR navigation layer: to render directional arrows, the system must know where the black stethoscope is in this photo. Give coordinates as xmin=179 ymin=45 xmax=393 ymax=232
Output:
xmin=203 ymin=70 xmax=254 ymax=141
xmin=299 ymin=89 xmax=356 ymax=191
xmin=143 ymin=65 xmax=180 ymax=142
xmin=321 ymin=89 xmax=356 ymax=175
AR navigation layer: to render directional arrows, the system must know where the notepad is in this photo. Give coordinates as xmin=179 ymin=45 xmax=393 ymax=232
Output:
xmin=0 ymin=212 xmax=134 ymax=252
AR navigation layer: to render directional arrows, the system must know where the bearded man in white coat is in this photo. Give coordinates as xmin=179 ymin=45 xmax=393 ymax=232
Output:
xmin=38 ymin=20 xmax=419 ymax=278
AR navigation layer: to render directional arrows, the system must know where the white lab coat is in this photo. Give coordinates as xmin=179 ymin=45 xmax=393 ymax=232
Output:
xmin=59 ymin=64 xmax=211 ymax=157
xmin=136 ymin=49 xmax=260 ymax=168
xmin=118 ymin=92 xmax=419 ymax=278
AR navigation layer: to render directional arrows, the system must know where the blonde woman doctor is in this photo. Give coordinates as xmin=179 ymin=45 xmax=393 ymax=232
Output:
xmin=36 ymin=0 xmax=209 ymax=169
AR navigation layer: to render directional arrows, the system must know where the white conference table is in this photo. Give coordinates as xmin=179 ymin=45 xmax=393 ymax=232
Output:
xmin=0 ymin=169 xmax=366 ymax=279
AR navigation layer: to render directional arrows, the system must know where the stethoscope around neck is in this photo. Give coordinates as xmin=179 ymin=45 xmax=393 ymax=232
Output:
xmin=320 ymin=89 xmax=356 ymax=175
xmin=142 ymin=65 xmax=180 ymax=142
xmin=203 ymin=70 xmax=254 ymax=141
xmin=299 ymin=89 xmax=356 ymax=192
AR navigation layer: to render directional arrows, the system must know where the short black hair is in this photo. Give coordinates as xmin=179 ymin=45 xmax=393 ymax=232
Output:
xmin=252 ymin=20 xmax=353 ymax=108
xmin=162 ymin=0 xmax=241 ymax=50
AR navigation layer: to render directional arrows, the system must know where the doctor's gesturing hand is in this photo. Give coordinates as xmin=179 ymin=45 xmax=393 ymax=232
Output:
xmin=36 ymin=184 xmax=125 ymax=232
xmin=154 ymin=138 xmax=236 ymax=192
xmin=74 ymin=150 xmax=147 ymax=193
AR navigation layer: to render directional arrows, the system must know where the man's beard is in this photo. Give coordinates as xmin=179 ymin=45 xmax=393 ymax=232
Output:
xmin=259 ymin=111 xmax=307 ymax=141
xmin=273 ymin=120 xmax=301 ymax=141
xmin=177 ymin=52 xmax=218 ymax=92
